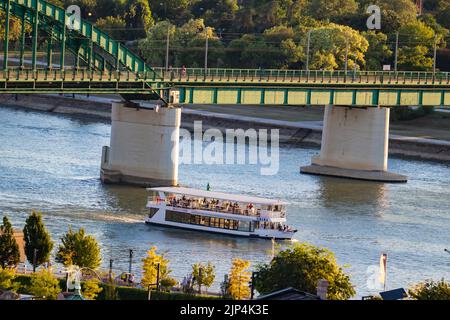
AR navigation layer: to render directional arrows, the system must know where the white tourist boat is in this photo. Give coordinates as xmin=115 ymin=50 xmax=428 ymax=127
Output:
xmin=145 ymin=187 xmax=297 ymax=240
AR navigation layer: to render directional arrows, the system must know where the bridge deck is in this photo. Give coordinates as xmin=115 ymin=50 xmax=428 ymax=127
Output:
xmin=0 ymin=68 xmax=449 ymax=106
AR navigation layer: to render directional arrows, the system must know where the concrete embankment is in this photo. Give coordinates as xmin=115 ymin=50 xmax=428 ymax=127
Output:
xmin=1 ymin=94 xmax=450 ymax=163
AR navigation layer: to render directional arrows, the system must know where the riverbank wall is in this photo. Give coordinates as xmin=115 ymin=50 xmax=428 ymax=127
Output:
xmin=2 ymin=94 xmax=450 ymax=163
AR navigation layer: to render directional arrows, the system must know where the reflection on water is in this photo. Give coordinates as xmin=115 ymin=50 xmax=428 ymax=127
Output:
xmin=0 ymin=106 xmax=450 ymax=297
xmin=316 ymin=177 xmax=389 ymax=212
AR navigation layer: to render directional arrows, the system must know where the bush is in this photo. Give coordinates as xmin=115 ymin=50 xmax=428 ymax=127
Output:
xmin=96 ymin=284 xmax=220 ymax=300
xmin=390 ymin=106 xmax=435 ymax=122
xmin=409 ymin=279 xmax=450 ymax=300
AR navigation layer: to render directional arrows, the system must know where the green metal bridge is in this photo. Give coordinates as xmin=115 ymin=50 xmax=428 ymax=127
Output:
xmin=1 ymin=0 xmax=449 ymax=107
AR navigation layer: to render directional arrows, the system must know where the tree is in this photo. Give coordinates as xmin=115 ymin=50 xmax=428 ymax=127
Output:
xmin=228 ymin=258 xmax=251 ymax=300
xmin=82 ymin=278 xmax=103 ymax=300
xmin=397 ymin=20 xmax=435 ymax=71
xmin=96 ymin=16 xmax=127 ymax=40
xmin=23 ymin=211 xmax=54 ymax=270
xmin=192 ymin=262 xmax=216 ymax=293
xmin=0 ymin=216 xmax=20 ymax=268
xmin=192 ymin=0 xmax=239 ymax=31
xmin=362 ymin=31 xmax=392 ymax=70
xmin=307 ymin=0 xmax=359 ymax=22
xmin=149 ymin=0 xmax=192 ymax=23
xmin=141 ymin=246 xmax=176 ymax=290
xmin=304 ymin=23 xmax=369 ymax=70
xmin=255 ymin=243 xmax=355 ymax=300
xmin=122 ymin=0 xmax=154 ymax=40
xmin=357 ymin=0 xmax=417 ymax=33
xmin=408 ymin=279 xmax=450 ymax=300
xmin=139 ymin=20 xmax=177 ymax=67
xmin=55 ymin=228 xmax=101 ymax=269
xmin=0 ymin=266 xmax=17 ymax=291
xmin=28 ymin=269 xmax=61 ymax=300
xmin=173 ymin=19 xmax=225 ymax=68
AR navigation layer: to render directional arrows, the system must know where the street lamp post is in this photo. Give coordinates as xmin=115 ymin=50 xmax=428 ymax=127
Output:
xmin=305 ymin=30 xmax=312 ymax=72
xmin=128 ymin=249 xmax=133 ymax=274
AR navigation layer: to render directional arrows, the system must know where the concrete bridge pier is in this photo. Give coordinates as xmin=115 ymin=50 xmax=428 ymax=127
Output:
xmin=301 ymin=105 xmax=408 ymax=183
xmin=101 ymin=101 xmax=181 ymax=187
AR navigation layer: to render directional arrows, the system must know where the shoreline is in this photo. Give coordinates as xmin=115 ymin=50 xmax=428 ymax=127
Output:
xmin=2 ymin=94 xmax=450 ymax=163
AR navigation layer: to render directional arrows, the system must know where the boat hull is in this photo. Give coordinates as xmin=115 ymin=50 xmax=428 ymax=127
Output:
xmin=145 ymin=220 xmax=295 ymax=240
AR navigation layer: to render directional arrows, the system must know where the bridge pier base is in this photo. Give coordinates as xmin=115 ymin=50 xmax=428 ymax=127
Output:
xmin=301 ymin=105 xmax=407 ymax=183
xmin=101 ymin=101 xmax=181 ymax=187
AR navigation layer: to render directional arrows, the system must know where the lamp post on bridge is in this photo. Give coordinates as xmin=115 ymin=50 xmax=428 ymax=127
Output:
xmin=305 ymin=30 xmax=312 ymax=72
xmin=3 ymin=0 xmax=11 ymax=70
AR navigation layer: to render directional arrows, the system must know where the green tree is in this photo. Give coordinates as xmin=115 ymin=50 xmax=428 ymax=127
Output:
xmin=149 ymin=0 xmax=192 ymax=23
xmin=139 ymin=20 xmax=177 ymax=67
xmin=192 ymin=0 xmax=239 ymax=31
xmin=55 ymin=228 xmax=101 ymax=269
xmin=228 ymin=258 xmax=251 ymax=300
xmin=397 ymin=20 xmax=435 ymax=71
xmin=192 ymin=262 xmax=216 ymax=292
xmin=0 ymin=266 xmax=17 ymax=291
xmin=82 ymin=278 xmax=103 ymax=300
xmin=362 ymin=31 xmax=392 ymax=70
xmin=305 ymin=23 xmax=369 ymax=70
xmin=357 ymin=0 xmax=417 ymax=33
xmin=141 ymin=246 xmax=176 ymax=290
xmin=255 ymin=243 xmax=355 ymax=300
xmin=173 ymin=19 xmax=225 ymax=68
xmin=122 ymin=0 xmax=154 ymax=39
xmin=307 ymin=0 xmax=359 ymax=22
xmin=0 ymin=216 xmax=20 ymax=268
xmin=23 ymin=211 xmax=54 ymax=270
xmin=28 ymin=269 xmax=61 ymax=300
xmin=408 ymin=279 xmax=450 ymax=300
xmin=96 ymin=16 xmax=127 ymax=40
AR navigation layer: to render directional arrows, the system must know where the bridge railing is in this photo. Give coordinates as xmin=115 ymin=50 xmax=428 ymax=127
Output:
xmin=152 ymin=67 xmax=450 ymax=85
xmin=2 ymin=67 xmax=450 ymax=87
xmin=0 ymin=68 xmax=163 ymax=83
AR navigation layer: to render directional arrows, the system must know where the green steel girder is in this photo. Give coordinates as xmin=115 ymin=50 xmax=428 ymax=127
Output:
xmin=0 ymin=0 xmax=165 ymax=100
xmin=1 ymin=0 xmax=162 ymax=78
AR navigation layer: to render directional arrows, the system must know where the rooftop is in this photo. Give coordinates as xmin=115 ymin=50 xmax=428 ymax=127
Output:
xmin=148 ymin=187 xmax=287 ymax=206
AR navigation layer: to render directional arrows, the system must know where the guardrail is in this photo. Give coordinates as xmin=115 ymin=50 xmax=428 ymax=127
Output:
xmin=2 ymin=67 xmax=450 ymax=85
xmin=0 ymin=68 xmax=162 ymax=82
xmin=153 ymin=67 xmax=450 ymax=85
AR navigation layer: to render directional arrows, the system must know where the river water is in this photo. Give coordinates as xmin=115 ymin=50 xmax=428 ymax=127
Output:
xmin=1 ymin=105 xmax=450 ymax=298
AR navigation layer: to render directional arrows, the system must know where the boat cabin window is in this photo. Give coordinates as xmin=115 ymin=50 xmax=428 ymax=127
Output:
xmin=165 ymin=210 xmax=255 ymax=232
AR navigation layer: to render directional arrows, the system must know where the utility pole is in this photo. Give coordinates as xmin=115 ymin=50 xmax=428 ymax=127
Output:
xmin=394 ymin=32 xmax=399 ymax=72
xmin=31 ymin=4 xmax=39 ymax=71
xmin=204 ymin=29 xmax=209 ymax=75
xmin=109 ymin=259 xmax=113 ymax=281
xmin=3 ymin=0 xmax=11 ymax=70
xmin=305 ymin=30 xmax=311 ymax=71
xmin=128 ymin=249 xmax=133 ymax=274
xmin=165 ymin=24 xmax=170 ymax=72
xmin=156 ymin=263 xmax=161 ymax=291
xmin=250 ymin=272 xmax=258 ymax=300
xmin=344 ymin=38 xmax=349 ymax=74
xmin=433 ymin=35 xmax=437 ymax=77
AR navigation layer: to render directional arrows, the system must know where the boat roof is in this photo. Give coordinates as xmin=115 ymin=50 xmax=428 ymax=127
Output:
xmin=148 ymin=187 xmax=288 ymax=206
